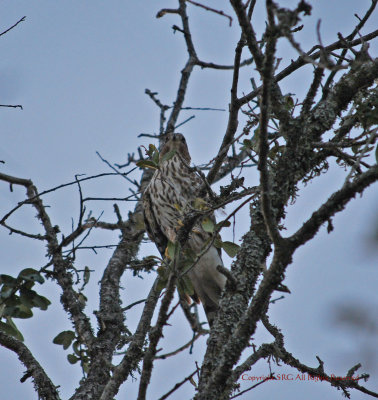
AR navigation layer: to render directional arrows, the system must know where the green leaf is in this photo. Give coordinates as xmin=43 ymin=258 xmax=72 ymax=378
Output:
xmin=19 ymin=288 xmax=50 ymax=311
xmin=242 ymin=139 xmax=253 ymax=149
xmin=165 ymin=241 xmax=178 ymax=260
xmin=216 ymin=220 xmax=231 ymax=230
xmin=136 ymin=160 xmax=159 ymax=170
xmin=193 ymin=197 xmax=208 ymax=210
xmin=201 ymin=218 xmax=214 ymax=233
xmin=284 ymin=95 xmax=294 ymax=110
xmin=0 ymin=319 xmax=24 ymax=341
xmin=182 ymin=248 xmax=196 ymax=265
xmin=32 ymin=294 xmax=51 ymax=311
xmin=160 ymin=150 xmax=176 ymax=163
xmin=181 ymin=275 xmax=195 ymax=297
xmin=156 ymin=265 xmax=167 ymax=278
xmin=72 ymin=340 xmax=81 ymax=356
xmin=375 ymin=144 xmax=378 ymax=163
xmin=82 ymin=361 xmax=90 ymax=374
xmin=0 ymin=274 xmax=18 ymax=287
xmin=152 ymin=149 xmax=160 ymax=165
xmin=156 ymin=278 xmax=167 ymax=292
xmin=18 ymin=268 xmax=44 ymax=284
xmin=0 ymin=287 xmax=14 ymax=300
xmin=147 ymin=144 xmax=158 ymax=156
xmin=83 ymin=266 xmax=90 ymax=287
xmin=8 ymin=303 xmax=33 ymax=319
xmin=67 ymin=354 xmax=79 ymax=364
xmin=19 ymin=288 xmax=36 ymax=308
xmin=221 ymin=241 xmax=240 ymax=258
xmin=214 ymin=238 xmax=223 ymax=249
xmin=53 ymin=330 xmax=76 ymax=350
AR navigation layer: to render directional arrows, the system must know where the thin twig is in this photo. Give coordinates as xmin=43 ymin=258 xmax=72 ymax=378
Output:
xmin=0 ymin=16 xmax=26 ymax=37
xmin=157 ymin=368 xmax=200 ymax=400
xmin=206 ymin=36 xmax=244 ymax=184
xmin=96 ymin=151 xmax=140 ymax=188
xmin=230 ymin=375 xmax=274 ymax=399
xmin=0 ymin=104 xmax=23 ymax=109
xmin=186 ymin=0 xmax=233 ymax=26
xmin=155 ymin=331 xmax=205 ymax=359
xmin=0 ymin=171 xmax=136 ymax=224
xmin=122 ymin=298 xmax=147 ymax=311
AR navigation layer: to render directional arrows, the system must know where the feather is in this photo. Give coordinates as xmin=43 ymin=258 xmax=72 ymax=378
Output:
xmin=142 ymin=133 xmax=226 ymax=326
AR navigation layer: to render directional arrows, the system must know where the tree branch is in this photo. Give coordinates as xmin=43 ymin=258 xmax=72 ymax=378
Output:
xmin=288 ymin=164 xmax=378 ymax=249
xmin=99 ymin=281 xmax=161 ymax=400
xmin=0 ymin=331 xmax=60 ymax=400
xmin=238 ymin=29 xmax=378 ymax=105
xmin=0 ymin=173 xmax=95 ymax=350
xmin=0 ymin=16 xmax=26 ymax=37
xmin=258 ymin=2 xmax=282 ymax=245
xmin=206 ymin=36 xmax=244 ymax=184
xmin=165 ymin=0 xmax=197 ymax=133
xmin=137 ymin=274 xmax=177 ymax=400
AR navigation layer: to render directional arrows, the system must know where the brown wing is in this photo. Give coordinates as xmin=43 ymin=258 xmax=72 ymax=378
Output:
xmin=142 ymin=188 xmax=167 ymax=257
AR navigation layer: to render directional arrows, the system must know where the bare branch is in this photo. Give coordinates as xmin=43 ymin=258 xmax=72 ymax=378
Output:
xmin=156 ymin=8 xmax=180 ymax=18
xmin=206 ymin=37 xmax=244 ymax=184
xmin=196 ymin=57 xmax=253 ymax=70
xmin=230 ymin=374 xmax=273 ymax=399
xmin=96 ymin=151 xmax=140 ymax=188
xmin=0 ymin=221 xmax=46 ymax=240
xmin=99 ymin=281 xmax=161 ymax=400
xmin=157 ymin=368 xmax=200 ymax=400
xmin=257 ymin=1 xmax=282 ymax=245
xmin=165 ymin=0 xmax=198 ymax=133
xmin=322 ymin=0 xmax=378 ymax=97
xmin=0 ymin=171 xmax=136 ymax=224
xmin=155 ymin=331 xmax=206 ymax=360
xmin=239 ymin=29 xmax=378 ymax=105
xmin=0 ymin=104 xmax=23 ymax=109
xmin=288 ymin=164 xmax=378 ymax=249
xmin=145 ymin=89 xmax=170 ymax=134
xmin=137 ymin=274 xmax=177 ymax=400
xmin=0 ymin=16 xmax=26 ymax=37
xmin=0 ymin=332 xmax=60 ymax=400
xmin=230 ymin=0 xmax=264 ymax=72
xmin=186 ymin=0 xmax=233 ymax=26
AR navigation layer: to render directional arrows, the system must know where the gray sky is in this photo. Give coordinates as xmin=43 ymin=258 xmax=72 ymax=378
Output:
xmin=1 ymin=1 xmax=377 ymax=399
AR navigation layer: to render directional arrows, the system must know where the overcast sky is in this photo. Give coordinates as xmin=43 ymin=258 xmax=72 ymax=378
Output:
xmin=0 ymin=1 xmax=377 ymax=399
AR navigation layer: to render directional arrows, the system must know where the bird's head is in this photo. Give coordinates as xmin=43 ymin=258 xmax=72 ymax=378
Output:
xmin=160 ymin=133 xmax=191 ymax=163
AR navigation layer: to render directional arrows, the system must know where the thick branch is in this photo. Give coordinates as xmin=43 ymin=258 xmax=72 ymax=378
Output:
xmin=0 ymin=173 xmax=95 ymax=349
xmin=0 ymin=332 xmax=60 ymax=400
xmin=99 ymin=281 xmax=161 ymax=400
xmin=137 ymin=274 xmax=177 ymax=400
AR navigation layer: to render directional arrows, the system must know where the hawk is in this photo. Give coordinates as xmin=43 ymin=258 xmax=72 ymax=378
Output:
xmin=142 ymin=133 xmax=226 ymax=326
